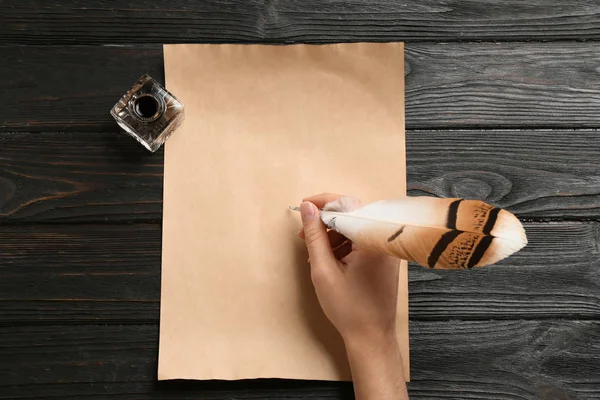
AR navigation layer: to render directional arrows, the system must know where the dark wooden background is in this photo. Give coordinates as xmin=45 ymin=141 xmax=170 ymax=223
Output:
xmin=1 ymin=1 xmax=600 ymax=399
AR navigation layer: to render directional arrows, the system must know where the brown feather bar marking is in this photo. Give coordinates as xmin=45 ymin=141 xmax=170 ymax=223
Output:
xmin=387 ymin=226 xmax=405 ymax=242
xmin=428 ymin=231 xmax=463 ymax=268
xmin=430 ymin=202 xmax=500 ymax=269
xmin=464 ymin=207 xmax=500 ymax=267
xmin=447 ymin=199 xmax=463 ymax=229
xmin=483 ymin=208 xmax=501 ymax=235
xmin=427 ymin=200 xmax=463 ymax=268
xmin=467 ymin=236 xmax=494 ymax=268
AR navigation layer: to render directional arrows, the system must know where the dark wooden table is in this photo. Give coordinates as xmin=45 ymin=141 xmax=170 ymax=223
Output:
xmin=1 ymin=2 xmax=600 ymax=399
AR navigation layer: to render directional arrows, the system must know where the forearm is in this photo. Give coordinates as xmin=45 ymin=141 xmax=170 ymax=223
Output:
xmin=344 ymin=332 xmax=409 ymax=400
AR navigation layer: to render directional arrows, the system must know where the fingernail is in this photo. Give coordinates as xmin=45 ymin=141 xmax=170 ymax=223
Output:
xmin=300 ymin=201 xmax=317 ymax=222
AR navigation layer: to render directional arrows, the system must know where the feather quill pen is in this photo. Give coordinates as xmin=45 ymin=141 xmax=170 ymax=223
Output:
xmin=293 ymin=196 xmax=527 ymax=270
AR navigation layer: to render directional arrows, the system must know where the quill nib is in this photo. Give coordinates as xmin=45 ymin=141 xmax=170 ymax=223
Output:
xmin=289 ymin=206 xmax=301 ymax=212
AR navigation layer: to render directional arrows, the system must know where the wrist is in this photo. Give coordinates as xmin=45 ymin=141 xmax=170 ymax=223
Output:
xmin=343 ymin=327 xmax=407 ymax=398
xmin=343 ymin=328 xmax=399 ymax=357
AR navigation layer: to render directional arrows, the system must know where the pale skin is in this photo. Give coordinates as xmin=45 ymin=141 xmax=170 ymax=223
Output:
xmin=298 ymin=193 xmax=409 ymax=400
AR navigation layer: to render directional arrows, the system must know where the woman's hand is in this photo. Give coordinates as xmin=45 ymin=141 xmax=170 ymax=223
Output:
xmin=298 ymin=193 xmax=408 ymax=400
xmin=298 ymin=193 xmax=400 ymax=343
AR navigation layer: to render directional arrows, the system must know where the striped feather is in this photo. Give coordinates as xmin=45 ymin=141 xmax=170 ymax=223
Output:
xmin=320 ymin=196 xmax=527 ymax=270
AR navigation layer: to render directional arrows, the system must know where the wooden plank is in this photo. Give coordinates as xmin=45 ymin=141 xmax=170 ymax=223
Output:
xmin=0 ymin=224 xmax=160 ymax=324
xmin=1 ymin=0 xmax=600 ymax=44
xmin=2 ymin=43 xmax=600 ymax=131
xmin=1 ymin=129 xmax=599 ymax=222
xmin=1 ymin=221 xmax=598 ymax=323
xmin=404 ymin=43 xmax=600 ymax=129
xmin=0 ymin=46 xmax=163 ymax=132
xmin=0 ymin=132 xmax=162 ymax=222
xmin=410 ymin=221 xmax=600 ymax=320
xmin=406 ymin=129 xmax=600 ymax=219
xmin=1 ymin=321 xmax=598 ymax=399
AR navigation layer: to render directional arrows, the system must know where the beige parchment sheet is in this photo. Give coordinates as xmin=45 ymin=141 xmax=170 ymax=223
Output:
xmin=160 ymin=43 xmax=408 ymax=382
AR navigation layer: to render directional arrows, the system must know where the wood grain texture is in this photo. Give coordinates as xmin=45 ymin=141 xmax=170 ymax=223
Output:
xmin=1 ymin=321 xmax=599 ymax=399
xmin=1 ymin=3 xmax=599 ymax=399
xmin=2 ymin=43 xmax=600 ymax=131
xmin=1 ymin=129 xmax=599 ymax=222
xmin=0 ymin=46 xmax=163 ymax=132
xmin=1 ymin=221 xmax=598 ymax=323
xmin=0 ymin=224 xmax=161 ymax=324
xmin=406 ymin=129 xmax=600 ymax=219
xmin=404 ymin=43 xmax=600 ymax=129
xmin=1 ymin=0 xmax=600 ymax=44
xmin=0 ymin=132 xmax=162 ymax=222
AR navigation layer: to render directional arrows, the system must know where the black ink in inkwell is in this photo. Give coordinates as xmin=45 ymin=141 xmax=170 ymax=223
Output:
xmin=111 ymin=74 xmax=185 ymax=152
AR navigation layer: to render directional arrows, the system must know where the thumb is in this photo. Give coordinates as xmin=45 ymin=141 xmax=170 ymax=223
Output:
xmin=300 ymin=201 xmax=336 ymax=267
